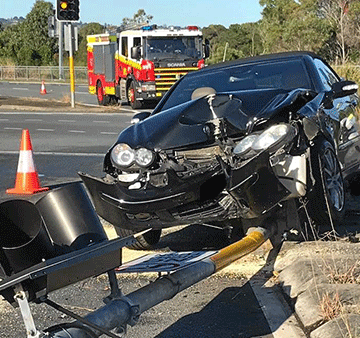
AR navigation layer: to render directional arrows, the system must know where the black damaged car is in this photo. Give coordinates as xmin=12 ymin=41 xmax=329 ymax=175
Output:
xmin=80 ymin=51 xmax=360 ymax=249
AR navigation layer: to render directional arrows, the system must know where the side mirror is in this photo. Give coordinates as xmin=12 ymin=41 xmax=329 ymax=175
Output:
xmin=331 ymin=80 xmax=358 ymax=99
xmin=131 ymin=111 xmax=151 ymax=124
xmin=204 ymin=39 xmax=210 ymax=59
xmin=131 ymin=46 xmax=141 ymax=60
xmin=323 ymin=80 xmax=358 ymax=109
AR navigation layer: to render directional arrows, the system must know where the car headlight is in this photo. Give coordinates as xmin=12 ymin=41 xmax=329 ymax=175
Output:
xmin=252 ymin=124 xmax=293 ymax=151
xmin=111 ymin=143 xmax=135 ymax=167
xmin=135 ymin=147 xmax=155 ymax=167
xmin=233 ymin=134 xmax=258 ymax=156
xmin=233 ymin=124 xmax=296 ymax=156
xmin=111 ymin=144 xmax=155 ymax=168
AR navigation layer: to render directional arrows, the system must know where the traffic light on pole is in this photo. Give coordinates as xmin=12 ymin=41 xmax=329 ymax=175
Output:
xmin=56 ymin=0 xmax=80 ymax=21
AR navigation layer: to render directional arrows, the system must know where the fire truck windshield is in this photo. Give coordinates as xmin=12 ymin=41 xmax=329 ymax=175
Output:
xmin=144 ymin=36 xmax=202 ymax=61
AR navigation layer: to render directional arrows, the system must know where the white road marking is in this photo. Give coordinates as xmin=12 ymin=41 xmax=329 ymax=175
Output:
xmin=37 ymin=128 xmax=54 ymax=132
xmin=26 ymin=119 xmax=43 ymax=122
xmin=75 ymin=92 xmax=91 ymax=95
xmin=93 ymin=120 xmax=110 ymax=123
xmin=12 ymin=88 xmax=29 ymax=90
xmin=0 ymin=111 xmax=132 ymax=116
xmin=0 ymin=150 xmax=103 ymax=157
xmin=0 ymin=119 xmax=9 ymax=121
xmin=69 ymin=130 xmax=86 ymax=133
xmin=4 ymin=127 xmax=22 ymax=130
xmin=100 ymin=131 xmax=118 ymax=135
xmin=58 ymin=119 xmax=76 ymax=123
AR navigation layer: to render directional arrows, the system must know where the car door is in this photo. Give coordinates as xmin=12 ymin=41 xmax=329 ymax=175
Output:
xmin=314 ymin=59 xmax=360 ymax=176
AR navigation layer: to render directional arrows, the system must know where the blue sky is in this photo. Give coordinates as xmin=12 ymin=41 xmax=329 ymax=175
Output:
xmin=3 ymin=0 xmax=263 ymax=28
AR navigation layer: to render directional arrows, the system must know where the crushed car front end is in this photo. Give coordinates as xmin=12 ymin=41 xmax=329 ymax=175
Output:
xmin=81 ymin=89 xmax=315 ymax=232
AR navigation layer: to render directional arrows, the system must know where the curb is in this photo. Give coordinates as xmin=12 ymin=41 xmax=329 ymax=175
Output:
xmin=274 ymin=241 xmax=360 ymax=338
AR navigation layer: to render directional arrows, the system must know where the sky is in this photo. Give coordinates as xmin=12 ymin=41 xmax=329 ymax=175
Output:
xmin=2 ymin=0 xmax=263 ymax=28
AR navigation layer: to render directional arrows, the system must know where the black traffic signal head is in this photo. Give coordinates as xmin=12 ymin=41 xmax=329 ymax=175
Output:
xmin=56 ymin=0 xmax=80 ymax=21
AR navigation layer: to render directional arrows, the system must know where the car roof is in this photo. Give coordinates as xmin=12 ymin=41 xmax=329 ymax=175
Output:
xmin=194 ymin=51 xmax=319 ymax=74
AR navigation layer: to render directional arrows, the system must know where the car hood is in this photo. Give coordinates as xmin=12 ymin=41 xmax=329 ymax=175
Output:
xmin=114 ymin=88 xmax=311 ymax=151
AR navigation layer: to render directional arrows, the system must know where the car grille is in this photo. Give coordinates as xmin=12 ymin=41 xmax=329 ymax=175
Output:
xmin=175 ymin=146 xmax=223 ymax=164
xmin=154 ymin=67 xmax=198 ymax=94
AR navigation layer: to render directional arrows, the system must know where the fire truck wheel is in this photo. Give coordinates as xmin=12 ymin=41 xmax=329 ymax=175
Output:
xmin=128 ymin=81 xmax=142 ymax=109
xmin=96 ymin=81 xmax=110 ymax=106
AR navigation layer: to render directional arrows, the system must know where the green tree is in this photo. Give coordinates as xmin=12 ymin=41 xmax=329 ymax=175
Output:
xmin=259 ymin=0 xmax=333 ymax=56
xmin=202 ymin=24 xmax=229 ymax=64
xmin=319 ymin=0 xmax=360 ymax=63
xmin=19 ymin=0 xmax=56 ymax=65
xmin=203 ymin=23 xmax=262 ymax=64
xmin=0 ymin=0 xmax=56 ymax=65
xmin=122 ymin=9 xmax=153 ymax=28
xmin=75 ymin=23 xmax=104 ymax=65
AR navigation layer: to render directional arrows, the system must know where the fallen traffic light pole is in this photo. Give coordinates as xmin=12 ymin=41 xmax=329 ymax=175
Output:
xmin=46 ymin=228 xmax=269 ymax=338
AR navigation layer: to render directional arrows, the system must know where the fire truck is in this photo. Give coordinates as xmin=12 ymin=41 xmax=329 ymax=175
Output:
xmin=87 ymin=25 xmax=209 ymax=109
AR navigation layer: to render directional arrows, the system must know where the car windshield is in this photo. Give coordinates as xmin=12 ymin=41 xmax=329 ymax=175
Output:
xmin=145 ymin=36 xmax=203 ymax=61
xmin=160 ymin=59 xmax=312 ymax=111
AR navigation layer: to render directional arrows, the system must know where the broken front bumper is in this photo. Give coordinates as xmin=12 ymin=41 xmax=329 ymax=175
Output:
xmin=227 ymin=151 xmax=292 ymax=218
xmin=79 ymin=150 xmax=296 ymax=231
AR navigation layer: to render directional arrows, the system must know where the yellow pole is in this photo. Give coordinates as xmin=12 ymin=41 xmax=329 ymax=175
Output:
xmin=69 ymin=55 xmax=75 ymax=97
xmin=210 ymin=229 xmax=267 ymax=272
xmin=68 ymin=23 xmax=75 ymax=108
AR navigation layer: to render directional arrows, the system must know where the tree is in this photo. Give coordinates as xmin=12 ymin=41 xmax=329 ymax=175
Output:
xmin=0 ymin=0 xmax=56 ymax=65
xmin=122 ymin=9 xmax=153 ymax=28
xmin=319 ymin=0 xmax=360 ymax=63
xmin=20 ymin=0 xmax=56 ymax=65
xmin=75 ymin=23 xmax=104 ymax=65
xmin=259 ymin=0 xmax=333 ymax=55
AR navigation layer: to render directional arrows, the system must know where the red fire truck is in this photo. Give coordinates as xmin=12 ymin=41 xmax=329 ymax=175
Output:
xmin=87 ymin=25 xmax=209 ymax=109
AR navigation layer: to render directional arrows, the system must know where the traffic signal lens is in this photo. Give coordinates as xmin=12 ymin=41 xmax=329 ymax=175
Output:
xmin=60 ymin=1 xmax=68 ymax=9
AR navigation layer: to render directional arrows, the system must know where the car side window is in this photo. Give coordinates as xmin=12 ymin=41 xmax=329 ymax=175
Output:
xmin=314 ymin=59 xmax=338 ymax=91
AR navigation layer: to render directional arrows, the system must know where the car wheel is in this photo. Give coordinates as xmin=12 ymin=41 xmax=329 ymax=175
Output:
xmin=116 ymin=228 xmax=162 ymax=250
xmin=307 ymin=138 xmax=345 ymax=230
xmin=96 ymin=81 xmax=110 ymax=106
xmin=127 ymin=81 xmax=142 ymax=109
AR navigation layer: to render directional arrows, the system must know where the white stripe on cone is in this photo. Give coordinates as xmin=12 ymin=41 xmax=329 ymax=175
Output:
xmin=17 ymin=150 xmax=36 ymax=173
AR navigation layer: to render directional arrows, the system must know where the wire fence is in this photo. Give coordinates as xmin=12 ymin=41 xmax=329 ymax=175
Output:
xmin=0 ymin=66 xmax=88 ymax=83
xmin=0 ymin=64 xmax=359 ymax=85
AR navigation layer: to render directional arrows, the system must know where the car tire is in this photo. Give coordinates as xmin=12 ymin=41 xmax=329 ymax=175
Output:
xmin=96 ymin=81 xmax=110 ymax=106
xmin=116 ymin=228 xmax=162 ymax=250
xmin=307 ymin=138 xmax=345 ymax=231
xmin=127 ymin=81 xmax=142 ymax=109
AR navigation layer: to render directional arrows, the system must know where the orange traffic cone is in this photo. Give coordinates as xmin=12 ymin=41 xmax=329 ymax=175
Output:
xmin=6 ymin=129 xmax=49 ymax=195
xmin=40 ymin=80 xmax=47 ymax=95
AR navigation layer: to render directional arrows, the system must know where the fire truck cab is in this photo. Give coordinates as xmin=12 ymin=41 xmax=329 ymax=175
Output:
xmin=87 ymin=25 xmax=209 ymax=109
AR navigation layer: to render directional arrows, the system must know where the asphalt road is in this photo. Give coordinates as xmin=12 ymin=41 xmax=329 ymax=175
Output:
xmin=0 ymin=81 xmax=98 ymax=106
xmin=0 ymin=111 xmax=132 ymax=153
